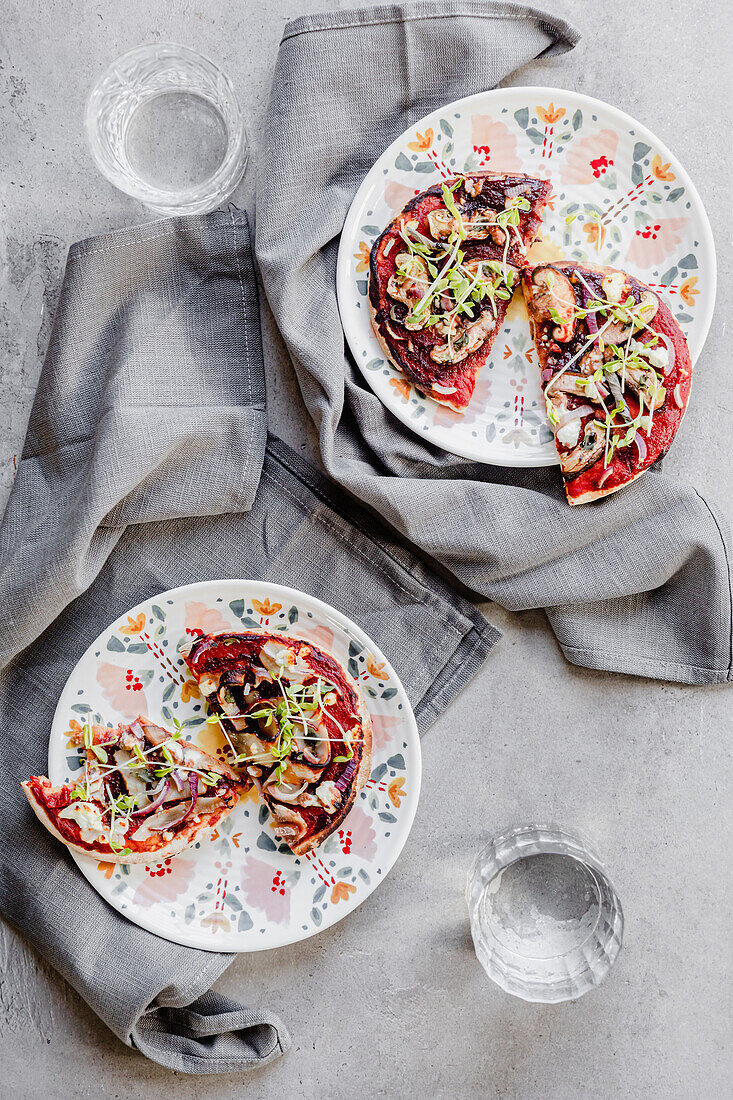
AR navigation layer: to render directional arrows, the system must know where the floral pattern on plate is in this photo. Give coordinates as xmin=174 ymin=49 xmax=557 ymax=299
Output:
xmin=337 ymin=87 xmax=716 ymax=467
xmin=49 ymin=580 xmax=421 ymax=952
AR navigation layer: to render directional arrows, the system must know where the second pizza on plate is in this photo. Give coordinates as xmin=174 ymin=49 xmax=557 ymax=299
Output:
xmin=368 ymin=170 xmax=693 ymax=504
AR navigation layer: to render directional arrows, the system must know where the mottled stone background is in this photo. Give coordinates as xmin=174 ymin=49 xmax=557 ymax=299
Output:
xmin=1 ymin=1 xmax=731 ymax=1097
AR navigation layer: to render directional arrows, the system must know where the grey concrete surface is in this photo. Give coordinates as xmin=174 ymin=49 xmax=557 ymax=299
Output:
xmin=1 ymin=1 xmax=732 ymax=1097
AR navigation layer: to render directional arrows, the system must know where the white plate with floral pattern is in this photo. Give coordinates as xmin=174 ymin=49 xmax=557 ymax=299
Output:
xmin=337 ymin=86 xmax=716 ymax=466
xmin=49 ymin=580 xmax=421 ymax=951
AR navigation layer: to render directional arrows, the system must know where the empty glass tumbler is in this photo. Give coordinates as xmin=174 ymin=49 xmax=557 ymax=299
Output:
xmin=467 ymin=824 xmax=624 ymax=1003
xmin=85 ymin=43 xmax=248 ymax=215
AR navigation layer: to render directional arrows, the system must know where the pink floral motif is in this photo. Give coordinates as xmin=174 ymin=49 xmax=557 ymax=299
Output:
xmin=342 ymin=805 xmax=378 ymax=861
xmin=295 ymin=624 xmax=336 ymax=653
xmin=560 ymin=129 xmax=618 ymax=185
xmin=184 ymin=601 xmax=232 ymax=636
xmin=384 ymin=181 xmax=416 ymax=212
xmin=370 ymin=713 xmax=402 ymax=751
xmin=625 ymin=217 xmax=689 ymax=267
xmin=240 ymin=856 xmax=291 ymax=923
xmin=96 ymin=661 xmax=148 ymax=718
xmin=201 ymin=911 xmax=231 ymax=933
xmin=470 ymin=115 xmax=521 ymax=171
xmin=132 ymin=855 xmax=197 ymax=907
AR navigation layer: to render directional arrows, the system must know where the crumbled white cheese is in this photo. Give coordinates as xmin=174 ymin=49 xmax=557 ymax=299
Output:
xmin=57 ymin=801 xmax=125 ymax=845
xmin=556 ymin=419 xmax=582 ymax=448
xmin=199 ymin=674 xmax=220 ymax=697
xmin=315 ymin=780 xmax=342 ymax=813
xmin=602 ymin=272 xmax=626 ymax=303
xmin=630 ymin=338 xmax=669 ymax=370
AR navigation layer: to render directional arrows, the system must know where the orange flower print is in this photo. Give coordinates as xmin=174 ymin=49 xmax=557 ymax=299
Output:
xmin=181 ymin=678 xmax=201 ymax=702
xmin=583 ymin=220 xmax=607 ymax=251
xmin=366 ymin=653 xmax=388 ymax=678
xmin=651 ymin=154 xmax=675 ymax=182
xmin=97 ymin=861 xmax=115 ymax=879
xmin=680 ymin=277 xmax=698 ymax=306
xmin=407 ymin=128 xmax=433 ymax=152
xmin=331 ymin=881 xmax=357 ymax=904
xmin=354 ymin=241 xmax=370 ymax=273
xmin=561 ymin=129 xmax=618 ymax=186
xmin=120 ymin=612 xmax=146 ymax=635
xmin=64 ymin=718 xmax=84 ymax=747
xmin=536 ymin=102 xmax=565 ymax=125
xmin=389 ymin=377 xmax=411 ymax=402
xmin=388 ymin=777 xmax=406 ymax=808
xmin=201 ymin=911 xmax=231 ymax=933
xmin=252 ymin=598 xmax=282 ymax=618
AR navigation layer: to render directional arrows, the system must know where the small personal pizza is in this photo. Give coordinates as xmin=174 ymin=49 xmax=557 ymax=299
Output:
xmin=182 ymin=631 xmax=373 ymax=856
xmin=22 ymin=717 xmax=243 ymax=863
xmin=522 ymin=260 xmax=693 ymax=504
xmin=368 ymin=172 xmax=550 ymax=410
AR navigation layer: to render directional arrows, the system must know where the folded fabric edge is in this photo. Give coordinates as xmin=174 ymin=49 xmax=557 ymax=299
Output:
xmin=556 ymin=641 xmax=732 ymax=685
xmin=266 ymin=435 xmax=501 ymax=729
xmin=130 ymin=956 xmax=292 ymax=1074
xmin=281 ymin=0 xmax=581 ymax=50
xmin=67 ymin=207 xmax=253 ymax=260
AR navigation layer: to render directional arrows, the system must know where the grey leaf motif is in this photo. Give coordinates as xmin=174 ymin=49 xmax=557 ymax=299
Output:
xmin=395 ymin=152 xmax=412 ymax=172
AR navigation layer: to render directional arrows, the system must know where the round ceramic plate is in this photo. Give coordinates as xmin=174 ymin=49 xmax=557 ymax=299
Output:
xmin=337 ymin=86 xmax=716 ymax=466
xmin=49 ymin=580 xmax=421 ymax=952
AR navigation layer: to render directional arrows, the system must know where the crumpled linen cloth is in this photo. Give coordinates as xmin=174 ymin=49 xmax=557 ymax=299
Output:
xmin=256 ymin=0 xmax=732 ymax=685
xmin=0 ymin=210 xmax=494 ymax=1071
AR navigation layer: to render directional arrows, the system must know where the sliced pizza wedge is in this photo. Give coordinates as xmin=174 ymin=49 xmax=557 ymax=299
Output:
xmin=522 ymin=260 xmax=693 ymax=504
xmin=22 ymin=716 xmax=243 ymax=863
xmin=368 ymin=171 xmax=551 ymax=410
xmin=182 ymin=631 xmax=372 ymax=856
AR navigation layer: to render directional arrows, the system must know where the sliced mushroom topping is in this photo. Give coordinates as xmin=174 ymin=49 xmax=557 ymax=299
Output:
xmin=269 ymin=802 xmax=308 ymax=844
xmin=264 ymin=776 xmax=309 ymax=805
xmin=296 ymin=716 xmax=331 ymax=766
xmin=560 ymin=421 xmax=605 ymax=478
xmin=601 ymin=292 xmax=660 ymax=344
xmin=578 ymin=346 xmax=604 ymax=375
xmin=547 ymin=371 xmax=607 ymax=403
xmin=624 ymin=365 xmax=666 ymax=410
xmin=528 ymin=266 xmax=577 ymax=342
xmin=463 ymin=176 xmax=483 ymax=198
xmin=430 ymin=310 xmax=496 ymax=365
xmin=386 ymin=253 xmax=430 ymax=306
xmin=426 ymin=206 xmax=502 ymax=243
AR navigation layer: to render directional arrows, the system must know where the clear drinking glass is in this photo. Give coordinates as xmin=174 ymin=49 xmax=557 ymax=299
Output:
xmin=85 ymin=43 xmax=248 ymax=216
xmin=466 ymin=824 xmax=624 ymax=1003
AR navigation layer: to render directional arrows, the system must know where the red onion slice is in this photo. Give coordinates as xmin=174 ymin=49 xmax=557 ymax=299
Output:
xmin=129 ymin=779 xmax=170 ymax=818
xmin=598 ymin=467 xmax=614 ymax=488
xmin=556 ymin=404 xmax=594 ymax=430
xmin=633 ymin=434 xmax=648 ymax=464
xmin=673 ymin=383 xmax=684 ymax=409
xmin=541 ymin=367 xmax=554 ymax=382
xmin=585 ymin=310 xmax=599 ymax=336
xmin=149 ymin=774 xmax=200 ymax=831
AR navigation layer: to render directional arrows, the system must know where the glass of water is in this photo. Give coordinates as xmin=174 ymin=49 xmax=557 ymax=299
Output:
xmin=467 ymin=824 xmax=624 ymax=1003
xmin=85 ymin=43 xmax=248 ymax=216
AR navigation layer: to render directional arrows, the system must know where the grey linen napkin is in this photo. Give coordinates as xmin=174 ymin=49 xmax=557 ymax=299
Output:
xmin=0 ymin=210 xmax=495 ymax=1071
xmin=256 ymin=0 xmax=733 ymax=685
